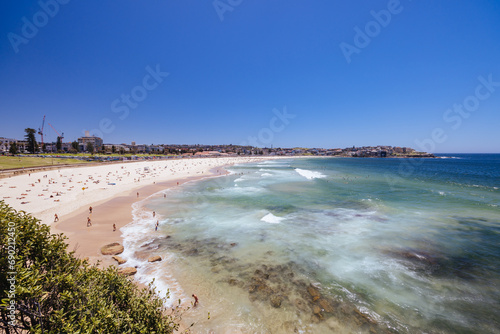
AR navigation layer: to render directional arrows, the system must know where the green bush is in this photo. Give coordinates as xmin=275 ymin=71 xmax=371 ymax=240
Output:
xmin=0 ymin=201 xmax=180 ymax=333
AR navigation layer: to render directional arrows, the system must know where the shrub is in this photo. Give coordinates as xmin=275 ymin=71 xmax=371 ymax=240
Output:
xmin=0 ymin=201 xmax=179 ymax=333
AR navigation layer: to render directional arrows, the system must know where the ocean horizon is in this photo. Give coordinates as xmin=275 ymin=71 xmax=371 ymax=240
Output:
xmin=120 ymin=154 xmax=499 ymax=333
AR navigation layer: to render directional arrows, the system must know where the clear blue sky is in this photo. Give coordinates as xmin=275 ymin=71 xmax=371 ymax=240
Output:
xmin=1 ymin=0 xmax=499 ymax=153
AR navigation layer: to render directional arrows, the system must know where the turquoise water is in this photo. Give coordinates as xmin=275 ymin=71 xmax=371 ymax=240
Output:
xmin=124 ymin=155 xmax=500 ymax=333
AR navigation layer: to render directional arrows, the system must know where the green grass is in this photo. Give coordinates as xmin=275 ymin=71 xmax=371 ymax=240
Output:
xmin=0 ymin=156 xmax=92 ymax=170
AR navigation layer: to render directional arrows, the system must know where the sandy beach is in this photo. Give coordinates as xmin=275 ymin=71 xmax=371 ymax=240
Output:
xmin=0 ymin=156 xmax=286 ymax=331
xmin=53 ymin=173 xmax=218 ymax=267
xmin=0 ymin=157 xmax=278 ymax=262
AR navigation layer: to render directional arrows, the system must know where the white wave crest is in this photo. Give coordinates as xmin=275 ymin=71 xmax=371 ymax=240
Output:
xmin=295 ymin=168 xmax=326 ymax=180
xmin=261 ymin=213 xmax=284 ymax=224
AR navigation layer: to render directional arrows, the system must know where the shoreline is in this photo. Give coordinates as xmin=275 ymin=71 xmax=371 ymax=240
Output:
xmin=1 ymin=157 xmax=286 ymax=331
xmin=52 ymin=163 xmax=240 ymax=332
xmin=53 ymin=166 xmax=229 ymax=268
xmin=1 ymin=156 xmax=283 ymax=273
xmin=1 ymin=157 xmax=278 ymax=226
xmin=0 ymin=156 xmax=300 ymax=331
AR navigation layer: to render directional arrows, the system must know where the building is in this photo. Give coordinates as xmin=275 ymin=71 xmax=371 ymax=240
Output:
xmin=0 ymin=138 xmax=29 ymax=154
xmin=78 ymin=131 xmax=103 ymax=152
xmin=0 ymin=137 xmax=14 ymax=153
xmin=103 ymin=144 xmax=130 ymax=153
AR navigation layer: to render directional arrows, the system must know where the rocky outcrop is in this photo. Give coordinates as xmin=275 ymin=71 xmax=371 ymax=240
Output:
xmin=118 ymin=267 xmax=137 ymax=276
xmin=112 ymin=256 xmax=126 ymax=265
xmin=319 ymin=298 xmax=334 ymax=313
xmin=307 ymin=285 xmax=321 ymax=301
xmin=101 ymin=242 xmax=124 ymax=255
xmin=148 ymin=255 xmax=162 ymax=263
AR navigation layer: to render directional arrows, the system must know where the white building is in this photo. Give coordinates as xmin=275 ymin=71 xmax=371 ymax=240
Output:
xmin=78 ymin=131 xmax=103 ymax=152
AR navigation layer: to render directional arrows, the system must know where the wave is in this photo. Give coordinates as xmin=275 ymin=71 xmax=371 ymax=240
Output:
xmin=119 ymin=202 xmax=186 ymax=307
xmin=295 ymin=168 xmax=326 ymax=180
xmin=261 ymin=213 xmax=284 ymax=224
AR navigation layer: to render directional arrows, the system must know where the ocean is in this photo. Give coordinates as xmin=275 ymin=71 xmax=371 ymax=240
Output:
xmin=121 ymin=154 xmax=500 ymax=333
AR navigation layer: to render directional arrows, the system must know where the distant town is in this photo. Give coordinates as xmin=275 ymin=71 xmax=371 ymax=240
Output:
xmin=0 ymin=131 xmax=435 ymax=159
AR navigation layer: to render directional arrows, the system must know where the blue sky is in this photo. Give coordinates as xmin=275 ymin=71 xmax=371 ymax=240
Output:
xmin=1 ymin=0 xmax=499 ymax=152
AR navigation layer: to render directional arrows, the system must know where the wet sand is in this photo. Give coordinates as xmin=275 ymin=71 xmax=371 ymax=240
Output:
xmin=3 ymin=156 xmax=286 ymax=331
xmin=53 ymin=170 xmax=226 ymax=267
xmin=52 ymin=168 xmax=230 ymax=332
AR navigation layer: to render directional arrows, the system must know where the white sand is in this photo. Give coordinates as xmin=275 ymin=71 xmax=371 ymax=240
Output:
xmin=0 ymin=157 xmax=282 ymax=225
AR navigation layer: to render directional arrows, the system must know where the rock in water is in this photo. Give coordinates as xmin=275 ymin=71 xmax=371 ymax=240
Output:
xmin=319 ymin=298 xmax=334 ymax=313
xmin=101 ymin=242 xmax=124 ymax=255
xmin=148 ymin=255 xmax=162 ymax=262
xmin=270 ymin=295 xmax=283 ymax=308
xmin=307 ymin=285 xmax=321 ymax=300
xmin=118 ymin=267 xmax=137 ymax=276
xmin=313 ymin=305 xmax=323 ymax=318
xmin=112 ymin=256 xmax=127 ymax=265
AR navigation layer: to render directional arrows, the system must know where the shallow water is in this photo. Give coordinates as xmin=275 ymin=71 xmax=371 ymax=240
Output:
xmin=122 ymin=155 xmax=500 ymax=333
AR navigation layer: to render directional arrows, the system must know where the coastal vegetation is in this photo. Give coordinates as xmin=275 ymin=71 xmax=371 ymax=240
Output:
xmin=23 ymin=129 xmax=38 ymax=154
xmin=0 ymin=201 xmax=180 ymax=333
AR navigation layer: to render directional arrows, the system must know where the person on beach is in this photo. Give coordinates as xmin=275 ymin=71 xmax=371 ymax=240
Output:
xmin=153 ymin=211 xmax=155 ymax=217
xmin=89 ymin=206 xmax=92 ymax=214
xmin=192 ymin=294 xmax=199 ymax=307
xmin=113 ymin=223 xmax=116 ymax=232
xmin=54 ymin=214 xmax=59 ymax=222
xmin=155 ymin=220 xmax=159 ymax=231
xmin=137 ymin=192 xmax=139 ymax=198
xmin=87 ymin=217 xmax=92 ymax=227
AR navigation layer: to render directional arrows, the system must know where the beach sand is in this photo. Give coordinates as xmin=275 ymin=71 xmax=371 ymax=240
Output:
xmin=1 ymin=157 xmax=246 ymax=226
xmin=1 ymin=156 xmax=282 ymax=330
xmin=2 ymin=156 xmax=278 ymax=253
xmin=53 ymin=172 xmax=224 ymax=267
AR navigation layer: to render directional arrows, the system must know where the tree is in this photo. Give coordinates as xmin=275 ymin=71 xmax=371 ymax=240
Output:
xmin=0 ymin=201 xmax=181 ymax=333
xmin=112 ymin=145 xmax=116 ymax=153
xmin=56 ymin=137 xmax=62 ymax=153
xmin=9 ymin=142 xmax=17 ymax=155
xmin=71 ymin=141 xmax=80 ymax=152
xmin=24 ymin=128 xmax=38 ymax=154
xmin=86 ymin=142 xmax=94 ymax=154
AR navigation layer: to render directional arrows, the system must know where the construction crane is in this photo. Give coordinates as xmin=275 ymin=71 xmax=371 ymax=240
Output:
xmin=48 ymin=122 xmax=64 ymax=141
xmin=48 ymin=122 xmax=64 ymax=153
xmin=38 ymin=115 xmax=46 ymax=149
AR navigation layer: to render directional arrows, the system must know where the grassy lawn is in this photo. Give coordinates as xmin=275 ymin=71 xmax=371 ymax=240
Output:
xmin=0 ymin=156 xmax=92 ymax=170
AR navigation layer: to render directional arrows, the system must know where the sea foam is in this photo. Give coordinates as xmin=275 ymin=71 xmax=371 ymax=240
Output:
xmin=261 ymin=213 xmax=284 ymax=224
xmin=295 ymin=168 xmax=326 ymax=180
